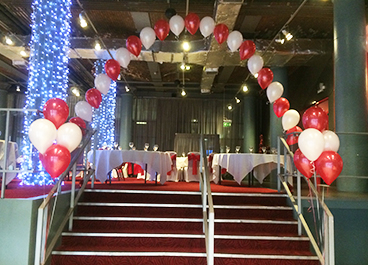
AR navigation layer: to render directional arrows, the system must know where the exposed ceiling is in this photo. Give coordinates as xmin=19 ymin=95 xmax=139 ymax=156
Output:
xmin=0 ymin=0 xmax=340 ymax=109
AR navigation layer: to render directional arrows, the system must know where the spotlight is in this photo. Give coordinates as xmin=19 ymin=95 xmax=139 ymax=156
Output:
xmin=71 ymin=87 xmax=80 ymax=97
xmin=20 ymin=50 xmax=27 ymax=57
xmin=275 ymin=38 xmax=285 ymax=44
xmin=242 ymin=84 xmax=248 ymax=92
xmin=181 ymin=89 xmax=186 ymax=96
xmin=282 ymin=29 xmax=293 ymax=41
xmin=253 ymin=73 xmax=258 ymax=78
xmin=125 ymin=85 xmax=130 ymax=92
xmin=16 ymin=85 xmax=21 ymax=92
xmin=5 ymin=36 xmax=13 ymax=45
xmin=227 ymin=104 xmax=233 ymax=110
xmin=182 ymin=41 xmax=191 ymax=51
xmin=79 ymin=11 xmax=88 ymax=28
xmin=94 ymin=41 xmax=101 ymax=50
xmin=235 ymin=97 xmax=240 ymax=104
xmin=180 ymin=63 xmax=185 ymax=70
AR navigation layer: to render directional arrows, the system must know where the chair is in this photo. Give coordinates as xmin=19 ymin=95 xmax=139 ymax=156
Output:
xmin=166 ymin=151 xmax=179 ymax=182
xmin=184 ymin=152 xmax=201 ymax=182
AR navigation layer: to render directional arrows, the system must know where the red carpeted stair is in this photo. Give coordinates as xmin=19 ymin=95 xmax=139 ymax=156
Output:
xmin=51 ymin=185 xmax=319 ymax=265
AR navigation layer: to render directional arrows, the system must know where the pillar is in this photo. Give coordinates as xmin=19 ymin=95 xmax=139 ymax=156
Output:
xmin=268 ymin=67 xmax=288 ymax=187
xmin=334 ymin=0 xmax=368 ymax=192
xmin=242 ymin=95 xmax=257 ymax=153
xmin=119 ymin=93 xmax=133 ymax=150
xmin=0 ymin=90 xmax=8 ymax=140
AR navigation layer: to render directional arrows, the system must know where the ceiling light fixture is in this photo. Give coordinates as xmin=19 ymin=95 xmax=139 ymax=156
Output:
xmin=79 ymin=11 xmax=88 ymax=28
xmin=125 ymin=85 xmax=130 ymax=92
xmin=242 ymin=84 xmax=248 ymax=92
xmin=253 ymin=73 xmax=259 ymax=78
xmin=227 ymin=104 xmax=233 ymax=110
xmin=275 ymin=37 xmax=285 ymax=44
xmin=182 ymin=41 xmax=190 ymax=51
xmin=282 ymin=29 xmax=293 ymax=41
xmin=94 ymin=41 xmax=101 ymax=50
xmin=5 ymin=36 xmax=13 ymax=45
xmin=71 ymin=87 xmax=80 ymax=97
xmin=235 ymin=97 xmax=240 ymax=104
xmin=181 ymin=89 xmax=186 ymax=96
xmin=20 ymin=49 xmax=27 ymax=57
xmin=16 ymin=85 xmax=21 ymax=92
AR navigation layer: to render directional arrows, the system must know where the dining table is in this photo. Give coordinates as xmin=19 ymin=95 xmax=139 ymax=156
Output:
xmin=211 ymin=153 xmax=292 ymax=185
xmin=87 ymin=150 xmax=172 ymax=184
xmin=0 ymin=140 xmax=19 ymax=185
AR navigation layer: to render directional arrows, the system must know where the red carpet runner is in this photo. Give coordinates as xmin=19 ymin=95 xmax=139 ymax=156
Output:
xmin=50 ymin=179 xmax=319 ymax=265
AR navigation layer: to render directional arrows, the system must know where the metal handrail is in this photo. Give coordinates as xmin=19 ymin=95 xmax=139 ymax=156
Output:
xmin=0 ymin=108 xmax=39 ymax=198
xmin=34 ymin=129 xmax=96 ymax=265
xmin=199 ymin=135 xmax=214 ymax=265
xmin=277 ymin=136 xmax=334 ymax=265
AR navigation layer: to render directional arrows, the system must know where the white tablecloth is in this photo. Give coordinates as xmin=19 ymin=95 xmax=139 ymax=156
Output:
xmin=87 ymin=150 xmax=172 ymax=184
xmin=0 ymin=140 xmax=19 ymax=185
xmin=212 ymin=153 xmax=291 ymax=184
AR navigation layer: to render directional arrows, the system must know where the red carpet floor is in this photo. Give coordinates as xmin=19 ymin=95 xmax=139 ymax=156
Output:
xmin=2 ymin=177 xmax=278 ymax=199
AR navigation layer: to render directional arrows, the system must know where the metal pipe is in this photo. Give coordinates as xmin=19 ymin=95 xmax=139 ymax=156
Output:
xmin=297 ymin=170 xmax=302 ymax=236
xmin=69 ymin=163 xmax=77 ymax=231
xmin=277 ymin=137 xmax=280 ymax=192
xmin=1 ymin=110 xmax=10 ymax=199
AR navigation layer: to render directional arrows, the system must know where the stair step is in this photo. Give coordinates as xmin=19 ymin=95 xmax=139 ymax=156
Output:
xmin=212 ymin=193 xmax=288 ymax=206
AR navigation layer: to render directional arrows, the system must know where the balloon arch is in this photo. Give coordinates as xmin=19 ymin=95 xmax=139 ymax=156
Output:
xmin=28 ymin=13 xmax=343 ymax=185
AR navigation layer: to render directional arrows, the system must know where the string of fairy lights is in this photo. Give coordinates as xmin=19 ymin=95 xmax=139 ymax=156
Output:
xmin=20 ymin=0 xmax=72 ymax=185
xmin=91 ymin=60 xmax=117 ymax=150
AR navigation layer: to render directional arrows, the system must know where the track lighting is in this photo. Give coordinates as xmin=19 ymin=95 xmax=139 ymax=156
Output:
xmin=181 ymin=89 xmax=186 ymax=96
xmin=79 ymin=11 xmax=88 ymax=28
xmin=282 ymin=29 xmax=293 ymax=41
xmin=242 ymin=84 xmax=248 ymax=92
xmin=235 ymin=97 xmax=240 ymax=104
xmin=5 ymin=36 xmax=13 ymax=45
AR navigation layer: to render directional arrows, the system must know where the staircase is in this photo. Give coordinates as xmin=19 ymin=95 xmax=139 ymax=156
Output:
xmin=51 ymin=188 xmax=319 ymax=265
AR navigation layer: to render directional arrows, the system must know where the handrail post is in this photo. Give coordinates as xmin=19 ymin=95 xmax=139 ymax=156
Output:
xmin=69 ymin=163 xmax=76 ymax=231
xmin=277 ymin=137 xmax=281 ymax=192
xmin=208 ymin=211 xmax=215 ymax=265
xmin=297 ymin=170 xmax=302 ymax=236
xmin=34 ymin=207 xmax=44 ymax=265
xmin=1 ymin=110 xmax=11 ymax=199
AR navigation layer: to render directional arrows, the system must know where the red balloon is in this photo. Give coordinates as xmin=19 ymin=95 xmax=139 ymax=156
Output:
xmin=85 ymin=88 xmax=102 ymax=108
xmin=42 ymin=144 xmax=71 ymax=179
xmin=69 ymin=116 xmax=86 ymax=135
xmin=273 ymin=97 xmax=290 ymax=118
xmin=154 ymin=19 xmax=170 ymax=41
xmin=257 ymin=68 xmax=274 ymax=89
xmin=294 ymin=148 xmax=314 ymax=179
xmin=213 ymin=24 xmax=229 ymax=44
xmin=104 ymin=59 xmax=120 ymax=81
xmin=315 ymin=151 xmax=343 ymax=185
xmin=286 ymin=126 xmax=303 ymax=146
xmin=184 ymin=13 xmax=200 ymax=35
xmin=239 ymin=40 xmax=256 ymax=60
xmin=126 ymin=36 xmax=142 ymax=57
xmin=302 ymin=106 xmax=329 ymax=132
xmin=69 ymin=117 xmax=86 ymax=129
xmin=43 ymin=98 xmax=69 ymax=129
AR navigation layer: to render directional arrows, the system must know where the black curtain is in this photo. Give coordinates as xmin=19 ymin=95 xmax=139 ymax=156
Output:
xmin=132 ymin=97 xmax=244 ymax=153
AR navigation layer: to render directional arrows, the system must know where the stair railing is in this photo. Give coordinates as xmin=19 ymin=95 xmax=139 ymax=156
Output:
xmin=199 ymin=135 xmax=215 ymax=265
xmin=34 ymin=129 xmax=96 ymax=265
xmin=277 ymin=136 xmax=334 ymax=265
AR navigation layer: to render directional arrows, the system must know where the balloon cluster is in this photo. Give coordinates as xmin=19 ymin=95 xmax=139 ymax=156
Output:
xmin=114 ymin=14 xmax=258 ymax=69
xmin=28 ymin=98 xmax=85 ymax=179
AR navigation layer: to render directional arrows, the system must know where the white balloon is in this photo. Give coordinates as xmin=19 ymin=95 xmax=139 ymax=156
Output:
xmin=227 ymin=30 xmax=243 ymax=52
xmin=298 ymin=128 xmax=325 ymax=162
xmin=56 ymin=123 xmax=83 ymax=152
xmin=28 ymin=118 xmax=57 ymax=154
xmin=94 ymin=73 xmax=111 ymax=95
xmin=282 ymin=109 xmax=300 ymax=131
xmin=323 ymin=130 xmax=340 ymax=152
xmin=267 ymin=81 xmax=284 ymax=103
xmin=200 ymin=16 xmax=215 ymax=38
xmin=247 ymin=54 xmax=264 ymax=75
xmin=139 ymin=27 xmax=156 ymax=50
xmin=169 ymin=15 xmax=185 ymax=37
xmin=115 ymin=47 xmax=131 ymax=69
xmin=75 ymin=101 xmax=93 ymax=122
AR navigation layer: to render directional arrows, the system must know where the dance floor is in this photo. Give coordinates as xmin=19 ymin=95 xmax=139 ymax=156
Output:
xmin=1 ymin=177 xmax=279 ymax=199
